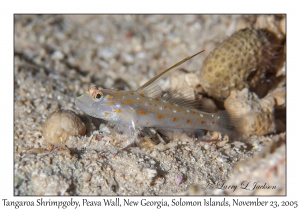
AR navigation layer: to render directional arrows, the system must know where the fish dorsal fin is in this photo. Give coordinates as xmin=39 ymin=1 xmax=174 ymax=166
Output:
xmin=161 ymin=88 xmax=197 ymax=108
xmin=137 ymin=85 xmax=163 ymax=98
xmin=136 ymin=50 xmax=204 ymax=96
xmin=161 ymin=88 xmax=217 ymax=113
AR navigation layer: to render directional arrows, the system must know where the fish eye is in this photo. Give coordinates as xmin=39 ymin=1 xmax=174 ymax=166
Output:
xmin=96 ymin=93 xmax=101 ymax=99
xmin=92 ymin=90 xmax=103 ymax=102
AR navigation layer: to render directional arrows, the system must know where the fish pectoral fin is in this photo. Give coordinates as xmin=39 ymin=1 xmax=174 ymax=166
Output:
xmin=139 ymin=127 xmax=169 ymax=145
xmin=156 ymin=128 xmax=173 ymax=141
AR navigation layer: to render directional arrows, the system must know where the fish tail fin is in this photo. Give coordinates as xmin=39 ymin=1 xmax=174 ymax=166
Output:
xmin=214 ymin=110 xmax=243 ymax=141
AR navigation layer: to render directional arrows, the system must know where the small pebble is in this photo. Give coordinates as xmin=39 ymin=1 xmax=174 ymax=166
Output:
xmin=51 ymin=51 xmax=64 ymax=60
xmin=210 ymin=145 xmax=217 ymax=152
xmin=150 ymin=160 xmax=156 ymax=165
xmin=100 ymin=47 xmax=115 ymax=59
xmin=99 ymin=124 xmax=111 ymax=134
xmin=96 ymin=35 xmax=104 ymax=43
xmin=175 ymin=173 xmax=184 ymax=185
xmin=82 ymin=172 xmax=92 ymax=182
xmin=184 ymin=146 xmax=191 ymax=151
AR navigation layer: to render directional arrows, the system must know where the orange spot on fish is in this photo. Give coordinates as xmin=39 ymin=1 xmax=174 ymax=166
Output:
xmin=138 ymin=101 xmax=143 ymax=105
xmin=179 ymin=106 xmax=183 ymax=108
xmin=130 ymin=92 xmax=134 ymax=95
xmin=139 ymin=110 xmax=147 ymax=115
xmin=156 ymin=114 xmax=164 ymax=119
xmin=201 ymin=120 xmax=206 ymax=124
xmin=173 ymin=117 xmax=178 ymax=121
xmin=126 ymin=100 xmax=132 ymax=104
xmin=169 ymin=107 xmax=173 ymax=110
xmin=212 ymin=121 xmax=215 ymax=124
xmin=104 ymin=111 xmax=109 ymax=115
xmin=177 ymin=110 xmax=180 ymax=112
xmin=154 ymin=104 xmax=157 ymax=107
xmin=186 ymin=119 xmax=191 ymax=123
xmin=113 ymin=109 xmax=122 ymax=113
xmin=166 ymin=114 xmax=169 ymax=117
xmin=140 ymin=93 xmax=145 ymax=97
xmin=155 ymin=98 xmax=160 ymax=101
xmin=192 ymin=111 xmax=196 ymax=114
xmin=164 ymin=106 xmax=168 ymax=109
xmin=169 ymin=102 xmax=174 ymax=105
xmin=107 ymin=95 xmax=114 ymax=100
xmin=102 ymin=101 xmax=115 ymax=106
xmin=149 ymin=103 xmax=152 ymax=106
xmin=125 ymin=117 xmax=130 ymax=121
xmin=116 ymin=98 xmax=120 ymax=101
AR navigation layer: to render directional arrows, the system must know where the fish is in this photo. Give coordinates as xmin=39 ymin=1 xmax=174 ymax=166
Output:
xmin=75 ymin=50 xmax=237 ymax=145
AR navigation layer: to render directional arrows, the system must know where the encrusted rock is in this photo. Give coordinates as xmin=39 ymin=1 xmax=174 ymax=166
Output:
xmin=42 ymin=109 xmax=86 ymax=145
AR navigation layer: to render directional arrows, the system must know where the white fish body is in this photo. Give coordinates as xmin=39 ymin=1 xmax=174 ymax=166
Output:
xmin=76 ymin=51 xmax=237 ymax=142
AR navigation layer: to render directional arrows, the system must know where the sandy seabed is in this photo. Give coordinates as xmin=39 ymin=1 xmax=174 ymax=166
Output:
xmin=14 ymin=14 xmax=286 ymax=195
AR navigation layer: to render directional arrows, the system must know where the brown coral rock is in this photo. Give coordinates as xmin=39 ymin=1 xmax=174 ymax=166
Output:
xmin=199 ymin=28 xmax=281 ymax=100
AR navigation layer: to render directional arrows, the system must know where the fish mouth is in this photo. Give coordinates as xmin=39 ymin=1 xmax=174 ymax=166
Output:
xmin=75 ymin=93 xmax=94 ymax=114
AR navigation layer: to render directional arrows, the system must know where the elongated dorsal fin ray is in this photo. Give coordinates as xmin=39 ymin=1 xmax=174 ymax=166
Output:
xmin=136 ymin=50 xmax=205 ymax=96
